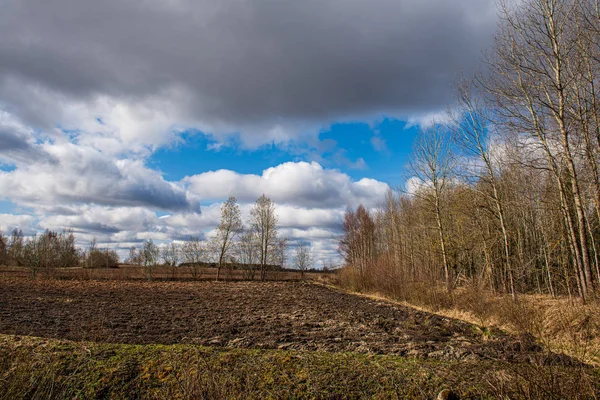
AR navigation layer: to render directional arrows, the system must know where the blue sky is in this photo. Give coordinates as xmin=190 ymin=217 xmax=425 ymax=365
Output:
xmin=0 ymin=201 xmax=16 ymax=214
xmin=150 ymin=119 xmax=417 ymax=186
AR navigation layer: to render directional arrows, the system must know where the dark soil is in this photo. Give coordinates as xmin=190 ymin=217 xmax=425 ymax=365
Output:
xmin=0 ymin=278 xmax=572 ymax=364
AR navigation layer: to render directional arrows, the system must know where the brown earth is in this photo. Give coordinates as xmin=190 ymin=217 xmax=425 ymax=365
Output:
xmin=0 ymin=278 xmax=574 ymax=364
xmin=0 ymin=265 xmax=330 ymax=281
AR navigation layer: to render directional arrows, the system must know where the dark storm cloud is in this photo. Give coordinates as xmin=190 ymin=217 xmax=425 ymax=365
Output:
xmin=0 ymin=0 xmax=497 ymax=131
xmin=68 ymin=222 xmax=121 ymax=235
xmin=0 ymin=142 xmax=200 ymax=212
xmin=0 ymin=129 xmax=29 ymax=151
xmin=0 ymin=127 xmax=57 ymax=165
xmin=0 ymin=126 xmax=31 ymax=154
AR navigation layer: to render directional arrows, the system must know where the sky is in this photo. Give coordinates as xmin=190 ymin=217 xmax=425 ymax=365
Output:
xmin=0 ymin=0 xmax=498 ymax=266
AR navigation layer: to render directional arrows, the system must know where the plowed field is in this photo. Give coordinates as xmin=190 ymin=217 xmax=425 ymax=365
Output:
xmin=0 ymin=278 xmax=568 ymax=365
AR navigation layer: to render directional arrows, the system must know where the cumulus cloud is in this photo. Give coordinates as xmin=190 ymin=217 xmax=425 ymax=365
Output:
xmin=39 ymin=206 xmax=158 ymax=235
xmin=2 ymin=160 xmax=386 ymax=264
xmin=0 ymin=140 xmax=199 ymax=211
xmin=184 ymin=161 xmax=388 ymax=208
xmin=31 ymin=202 xmax=347 ymax=263
xmin=0 ymin=214 xmax=36 ymax=235
xmin=36 ymin=204 xmax=210 ymax=249
xmin=0 ymin=111 xmax=57 ymax=166
xmin=0 ymin=0 xmax=496 ymax=148
xmin=276 ymin=205 xmax=345 ymax=230
xmin=405 ymin=176 xmax=427 ymax=196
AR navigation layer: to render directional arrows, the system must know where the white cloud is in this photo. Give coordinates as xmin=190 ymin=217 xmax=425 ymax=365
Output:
xmin=39 ymin=206 xmax=157 ymax=234
xmin=184 ymin=161 xmax=388 ymax=208
xmin=371 ymin=135 xmax=388 ymax=153
xmin=405 ymin=108 xmax=456 ymax=130
xmin=31 ymin=202 xmax=347 ymax=264
xmin=277 ymin=205 xmax=344 ymax=229
xmin=0 ymin=140 xmax=198 ymax=211
xmin=1 ymin=156 xmax=389 ymax=265
xmin=405 ymin=176 xmax=428 ymax=196
xmin=0 ymin=0 xmax=500 ymax=267
xmin=0 ymin=214 xmax=36 ymax=235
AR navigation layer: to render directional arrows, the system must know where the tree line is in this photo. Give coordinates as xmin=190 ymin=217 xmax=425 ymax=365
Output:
xmin=0 ymin=229 xmax=119 ymax=278
xmin=0 ymin=194 xmax=315 ymax=280
xmin=127 ymin=194 xmax=294 ymax=281
xmin=340 ymin=0 xmax=600 ymax=302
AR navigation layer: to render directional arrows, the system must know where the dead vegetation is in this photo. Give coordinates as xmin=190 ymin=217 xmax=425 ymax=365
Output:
xmin=336 ymin=268 xmax=600 ymax=366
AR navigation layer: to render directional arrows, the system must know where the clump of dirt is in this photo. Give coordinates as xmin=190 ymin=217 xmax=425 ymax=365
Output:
xmin=0 ymin=279 xmax=572 ymax=364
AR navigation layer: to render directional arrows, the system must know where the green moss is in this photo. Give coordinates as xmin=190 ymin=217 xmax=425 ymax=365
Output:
xmin=0 ymin=335 xmax=597 ymax=399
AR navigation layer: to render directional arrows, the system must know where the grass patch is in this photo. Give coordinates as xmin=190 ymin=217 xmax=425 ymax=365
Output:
xmin=1 ymin=335 xmax=598 ymax=399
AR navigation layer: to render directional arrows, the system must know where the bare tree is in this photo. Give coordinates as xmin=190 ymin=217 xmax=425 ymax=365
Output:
xmin=0 ymin=232 xmax=8 ymax=266
xmin=276 ymin=237 xmax=289 ymax=267
xmin=22 ymin=234 xmax=43 ymax=278
xmin=141 ymin=239 xmax=160 ymax=281
xmin=18 ymin=230 xmax=78 ymax=277
xmin=127 ymin=246 xmax=141 ymax=265
xmin=410 ymin=124 xmax=456 ymax=291
xmin=56 ymin=230 xmax=78 ymax=269
xmin=451 ymin=80 xmax=516 ymax=299
xmin=339 ymin=205 xmax=377 ymax=283
xmin=213 ymin=197 xmax=243 ymax=281
xmin=8 ymin=229 xmax=24 ymax=266
xmin=486 ymin=0 xmax=597 ymax=299
xmin=86 ymin=238 xmax=119 ymax=268
xmin=250 ymin=194 xmax=279 ymax=281
xmin=294 ymin=242 xmax=313 ymax=279
xmin=161 ymin=242 xmax=180 ymax=280
xmin=181 ymin=236 xmax=204 ymax=280
xmin=86 ymin=238 xmax=98 ymax=268
xmin=334 ymin=0 xmax=600 ymax=302
xmin=322 ymin=258 xmax=338 ymax=272
xmin=237 ymin=229 xmax=259 ymax=279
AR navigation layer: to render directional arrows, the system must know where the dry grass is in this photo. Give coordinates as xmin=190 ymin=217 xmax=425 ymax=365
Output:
xmin=335 ymin=267 xmax=600 ymax=366
xmin=433 ymin=294 xmax=599 ymax=365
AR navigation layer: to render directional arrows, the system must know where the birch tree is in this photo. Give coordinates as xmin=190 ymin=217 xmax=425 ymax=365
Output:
xmin=451 ymin=80 xmax=516 ymax=298
xmin=161 ymin=242 xmax=180 ymax=279
xmin=487 ymin=0 xmax=596 ymax=299
xmin=410 ymin=124 xmax=456 ymax=291
xmin=181 ymin=237 xmax=204 ymax=280
xmin=250 ymin=194 xmax=279 ymax=281
xmin=294 ymin=241 xmax=313 ymax=279
xmin=237 ymin=229 xmax=259 ymax=279
xmin=213 ymin=197 xmax=243 ymax=281
xmin=141 ymin=239 xmax=160 ymax=281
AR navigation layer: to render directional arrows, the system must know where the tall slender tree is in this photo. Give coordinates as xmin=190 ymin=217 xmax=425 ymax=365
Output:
xmin=250 ymin=194 xmax=279 ymax=281
xmin=451 ymin=80 xmax=516 ymax=298
xmin=294 ymin=241 xmax=313 ymax=279
xmin=213 ymin=197 xmax=243 ymax=281
xmin=410 ymin=124 xmax=456 ymax=291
